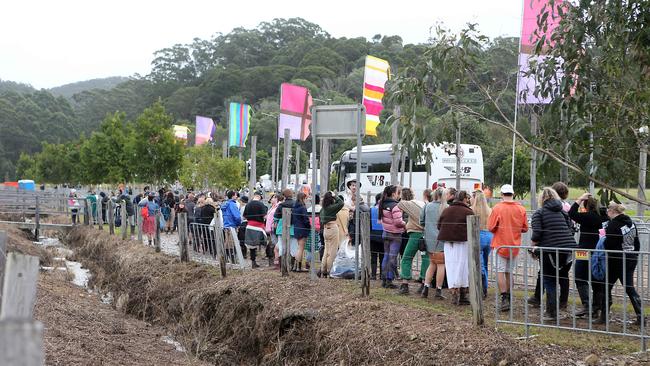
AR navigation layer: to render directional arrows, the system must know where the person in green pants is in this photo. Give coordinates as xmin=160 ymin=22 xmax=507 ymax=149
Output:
xmin=397 ymin=188 xmax=429 ymax=295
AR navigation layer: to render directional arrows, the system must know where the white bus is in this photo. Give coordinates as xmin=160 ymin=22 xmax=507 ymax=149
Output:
xmin=335 ymin=143 xmax=484 ymax=202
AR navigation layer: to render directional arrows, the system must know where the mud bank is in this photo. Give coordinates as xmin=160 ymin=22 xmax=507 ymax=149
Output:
xmin=63 ymin=226 xmax=621 ymax=366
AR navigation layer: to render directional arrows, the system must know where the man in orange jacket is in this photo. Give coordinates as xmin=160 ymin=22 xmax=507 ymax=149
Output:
xmin=487 ymin=184 xmax=528 ymax=312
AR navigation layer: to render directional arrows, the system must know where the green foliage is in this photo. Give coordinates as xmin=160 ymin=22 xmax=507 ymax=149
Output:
xmin=526 ymin=0 xmax=650 ymax=190
xmin=214 ymin=158 xmax=246 ymax=190
xmin=495 ymin=148 xmax=531 ymax=199
xmin=79 ymin=112 xmax=131 ymax=184
xmin=128 ymin=102 xmax=183 ymax=184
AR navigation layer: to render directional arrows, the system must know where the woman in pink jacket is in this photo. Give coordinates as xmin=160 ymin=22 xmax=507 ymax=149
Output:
xmin=379 ymin=185 xmax=405 ymax=289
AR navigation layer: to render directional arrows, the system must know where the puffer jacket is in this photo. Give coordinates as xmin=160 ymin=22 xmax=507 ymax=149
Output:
xmin=531 ymin=199 xmax=577 ymax=249
xmin=380 ymin=198 xmax=405 ymax=234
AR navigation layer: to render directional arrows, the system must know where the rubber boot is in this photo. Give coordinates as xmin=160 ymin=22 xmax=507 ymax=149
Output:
xmin=416 ymin=282 xmax=425 ymax=295
xmin=421 ymin=286 xmax=429 ymax=299
xmin=398 ymin=283 xmax=409 ymax=295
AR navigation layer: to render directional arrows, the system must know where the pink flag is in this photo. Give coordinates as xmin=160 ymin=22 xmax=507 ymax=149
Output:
xmin=195 ymin=116 xmax=214 ymax=145
xmin=518 ymin=0 xmax=564 ymax=104
xmin=277 ymin=83 xmax=312 ymax=140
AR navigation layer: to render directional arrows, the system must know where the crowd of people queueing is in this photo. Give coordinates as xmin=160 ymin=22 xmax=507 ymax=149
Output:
xmin=74 ymin=179 xmax=644 ymax=324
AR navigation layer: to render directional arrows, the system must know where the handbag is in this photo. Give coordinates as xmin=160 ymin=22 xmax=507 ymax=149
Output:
xmin=418 ymin=236 xmax=427 ymax=251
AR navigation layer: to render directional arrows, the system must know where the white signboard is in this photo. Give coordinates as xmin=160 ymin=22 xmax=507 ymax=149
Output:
xmin=312 ymin=104 xmax=365 ymax=139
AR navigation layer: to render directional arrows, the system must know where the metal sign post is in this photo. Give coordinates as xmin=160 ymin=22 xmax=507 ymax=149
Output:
xmin=310 ymin=104 xmax=366 ymax=281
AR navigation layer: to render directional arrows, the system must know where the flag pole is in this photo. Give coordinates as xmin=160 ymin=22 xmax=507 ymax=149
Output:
xmin=510 ymin=0 xmax=526 ymax=187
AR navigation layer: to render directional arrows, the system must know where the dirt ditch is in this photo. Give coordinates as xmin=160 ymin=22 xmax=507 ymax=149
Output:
xmin=56 ymin=226 xmax=650 ymax=365
xmin=1 ymin=224 xmax=208 ymax=366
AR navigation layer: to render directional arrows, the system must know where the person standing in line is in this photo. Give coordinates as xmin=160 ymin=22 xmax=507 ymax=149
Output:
xmin=471 ymin=190 xmax=494 ymax=299
xmin=319 ymin=192 xmax=344 ymax=277
xmin=265 ymin=193 xmax=280 ymax=267
xmin=117 ymin=187 xmax=135 ymax=238
xmin=568 ymin=192 xmax=606 ymax=317
xmin=369 ymin=193 xmax=385 ymax=281
xmin=531 ymin=187 xmax=577 ymax=321
xmin=243 ymin=191 xmax=268 ymax=268
xmin=379 ymin=185 xmax=405 ymax=289
xmin=487 ymin=184 xmax=529 ymax=311
xmin=437 ymin=191 xmax=474 ymax=305
xmin=421 ymin=188 xmax=447 ymax=299
xmin=222 ymin=190 xmax=242 ymax=259
xmin=274 ymin=189 xmax=296 ymax=269
xmin=138 ymin=192 xmax=160 ymax=246
xmin=68 ymin=189 xmax=80 ymax=225
xmin=597 ymin=202 xmax=643 ymax=324
xmin=291 ymin=192 xmax=311 ymax=272
xmin=397 ymin=188 xmax=428 ymax=295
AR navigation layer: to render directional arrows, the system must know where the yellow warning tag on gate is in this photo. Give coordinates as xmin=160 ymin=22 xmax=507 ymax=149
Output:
xmin=575 ymin=250 xmax=589 ymax=260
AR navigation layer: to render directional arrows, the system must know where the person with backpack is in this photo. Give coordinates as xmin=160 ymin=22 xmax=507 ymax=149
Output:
xmin=568 ymin=193 xmax=606 ymax=318
xmin=162 ymin=191 xmax=175 ymax=234
xmin=138 ymin=192 xmax=160 ymax=246
xmin=380 ymin=185 xmax=405 ymax=289
xmin=531 ymin=187 xmax=577 ymax=321
xmin=118 ymin=187 xmax=135 ymax=238
xmin=597 ymin=202 xmax=643 ymax=325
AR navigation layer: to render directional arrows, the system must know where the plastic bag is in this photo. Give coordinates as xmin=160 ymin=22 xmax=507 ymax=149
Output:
xmin=330 ymin=238 xmax=359 ymax=279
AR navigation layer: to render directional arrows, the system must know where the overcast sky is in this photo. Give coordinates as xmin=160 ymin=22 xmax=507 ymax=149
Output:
xmin=0 ymin=0 xmax=522 ymax=89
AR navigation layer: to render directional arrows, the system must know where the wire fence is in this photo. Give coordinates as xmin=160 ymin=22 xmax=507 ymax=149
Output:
xmin=5 ymin=189 xmax=650 ymax=350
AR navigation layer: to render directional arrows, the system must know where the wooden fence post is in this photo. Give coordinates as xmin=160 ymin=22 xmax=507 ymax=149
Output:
xmin=281 ymin=207 xmax=291 ymax=277
xmin=108 ymin=199 xmax=115 ymax=235
xmin=121 ymin=201 xmax=128 ymax=241
xmin=178 ymin=213 xmax=189 ymax=262
xmin=214 ymin=211 xmax=227 ymax=277
xmin=467 ymin=215 xmax=484 ymax=326
xmin=97 ymin=201 xmax=104 ymax=231
xmin=155 ymin=211 xmax=161 ymax=253
xmin=136 ymin=205 xmax=143 ymax=242
xmin=360 ymin=212 xmax=371 ymax=297
xmin=0 ymin=320 xmax=44 ymax=366
xmin=0 ymin=253 xmax=39 ymax=320
xmin=34 ymin=196 xmax=40 ymax=241
xmin=83 ymin=198 xmax=89 ymax=225
xmin=0 ymin=231 xmax=6 ymax=311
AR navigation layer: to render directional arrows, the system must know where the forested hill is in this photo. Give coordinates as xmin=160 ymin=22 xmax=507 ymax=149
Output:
xmin=1 ymin=17 xmax=519 ymax=184
xmin=49 ymin=76 xmax=130 ymax=99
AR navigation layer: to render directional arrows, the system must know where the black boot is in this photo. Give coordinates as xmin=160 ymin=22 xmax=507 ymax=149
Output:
xmin=421 ymin=286 xmax=429 ymax=299
xmin=434 ymin=288 xmax=446 ymax=300
xmin=500 ymin=293 xmax=511 ymax=312
xmin=575 ymin=282 xmax=591 ymax=317
xmin=381 ymin=279 xmax=387 ymax=288
xmin=416 ymin=282 xmax=425 ymax=295
xmin=630 ymin=293 xmax=644 ymax=325
xmin=458 ymin=288 xmax=470 ymax=305
xmin=398 ymin=283 xmax=409 ymax=295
